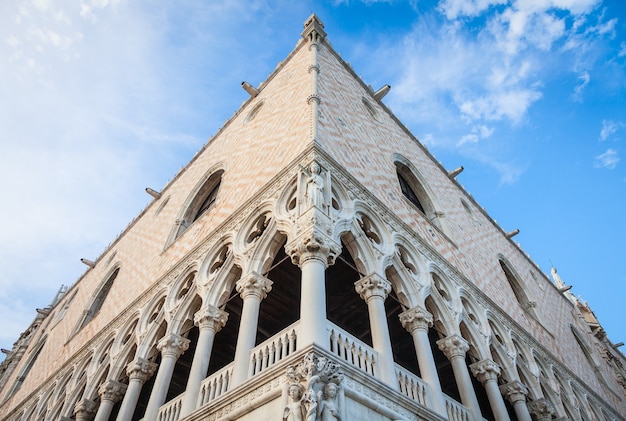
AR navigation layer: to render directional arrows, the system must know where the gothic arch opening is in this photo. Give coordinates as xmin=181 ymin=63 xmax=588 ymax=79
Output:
xmin=460 ymin=321 xmax=495 ymax=421
xmin=75 ymin=267 xmax=120 ymax=333
xmin=498 ymin=258 xmax=541 ymax=322
xmin=394 ymin=156 xmax=445 ymax=232
xmin=325 ymin=245 xmax=370 ymax=346
xmin=257 ymin=241 xmax=301 ymax=343
xmin=167 ymin=169 xmax=224 ymax=247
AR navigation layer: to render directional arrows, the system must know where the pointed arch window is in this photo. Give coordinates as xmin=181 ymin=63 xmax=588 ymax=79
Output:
xmin=175 ymin=170 xmax=224 ymax=239
xmin=397 ymin=171 xmax=425 ymax=213
xmin=5 ymin=336 xmax=47 ymax=396
xmin=498 ymin=258 xmax=541 ymax=322
xmin=394 ymin=158 xmax=444 ymax=231
xmin=75 ymin=268 xmax=119 ymax=332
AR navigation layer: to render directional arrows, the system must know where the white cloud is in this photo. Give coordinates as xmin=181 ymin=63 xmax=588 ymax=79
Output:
xmin=572 ymin=71 xmax=590 ymax=102
xmin=457 ymin=124 xmax=494 ymax=146
xmin=438 ymin=0 xmax=507 ymax=19
xmin=594 ymin=149 xmax=619 ymax=169
xmin=599 ymin=119 xmax=623 ymax=141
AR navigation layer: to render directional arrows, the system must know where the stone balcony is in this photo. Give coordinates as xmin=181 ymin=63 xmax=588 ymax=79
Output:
xmin=152 ymin=320 xmax=470 ymax=421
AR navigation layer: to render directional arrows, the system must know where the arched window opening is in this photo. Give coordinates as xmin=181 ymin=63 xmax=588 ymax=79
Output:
xmin=325 ymin=246 xmax=371 ymax=346
xmin=257 ymin=243 xmax=301 ymax=344
xmin=397 ymin=170 xmax=425 ymax=214
xmin=6 ymin=336 xmax=47 ymax=396
xmin=175 ymin=170 xmax=224 ymax=240
xmin=76 ymin=268 xmax=119 ymax=332
xmin=206 ymin=266 xmax=242 ymax=378
xmin=460 ymin=322 xmax=495 ymax=421
xmin=498 ymin=259 xmax=541 ymax=323
xmin=384 ymin=289 xmax=419 ymax=376
xmin=194 ymin=181 xmax=221 ymax=222
xmin=424 ymin=296 xmax=461 ymax=401
xmin=394 ymin=159 xmax=445 ymax=232
xmin=165 ymin=320 xmax=200 ymax=404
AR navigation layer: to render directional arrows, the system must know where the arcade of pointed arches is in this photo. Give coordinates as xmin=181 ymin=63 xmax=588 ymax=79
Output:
xmin=8 ymin=162 xmax=618 ymax=421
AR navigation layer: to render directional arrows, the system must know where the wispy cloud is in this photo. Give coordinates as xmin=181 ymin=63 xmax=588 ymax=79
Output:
xmin=0 ymin=0 xmax=308 ymax=350
xmin=572 ymin=71 xmax=590 ymax=102
xmin=594 ymin=148 xmax=620 ymax=169
xmin=600 ymin=119 xmax=623 ymax=141
xmin=372 ymin=0 xmax=612 ymax=185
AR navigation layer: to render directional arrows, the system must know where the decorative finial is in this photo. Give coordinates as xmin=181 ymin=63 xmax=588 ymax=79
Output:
xmin=302 ymin=14 xmax=326 ymax=42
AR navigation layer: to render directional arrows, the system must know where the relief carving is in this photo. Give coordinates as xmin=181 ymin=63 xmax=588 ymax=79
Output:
xmin=283 ymin=352 xmax=344 ymax=421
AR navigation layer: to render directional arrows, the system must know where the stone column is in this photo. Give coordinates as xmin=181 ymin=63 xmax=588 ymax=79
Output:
xmin=143 ymin=333 xmax=190 ymax=421
xmin=528 ymin=398 xmax=555 ymax=421
xmin=179 ymin=305 xmax=228 ymax=417
xmin=94 ymin=380 xmax=127 ymax=421
xmin=355 ymin=274 xmax=398 ymax=390
xmin=437 ymin=334 xmax=482 ymax=419
xmin=470 ymin=359 xmax=510 ymax=421
xmin=500 ymin=380 xmax=532 ymax=421
xmin=399 ymin=306 xmax=446 ymax=416
xmin=74 ymin=399 xmax=97 ymax=421
xmin=231 ymin=272 xmax=273 ymax=387
xmin=288 ymin=237 xmax=338 ymax=350
xmin=116 ymin=357 xmax=157 ymax=421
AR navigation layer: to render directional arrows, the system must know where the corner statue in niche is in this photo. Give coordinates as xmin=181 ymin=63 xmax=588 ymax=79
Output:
xmin=298 ymin=161 xmax=331 ymax=215
xmin=282 ymin=352 xmax=344 ymax=421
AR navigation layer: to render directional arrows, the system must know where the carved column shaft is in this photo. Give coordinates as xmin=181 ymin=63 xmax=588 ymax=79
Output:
xmin=287 ymin=223 xmax=340 ymax=351
xmin=500 ymin=381 xmax=532 ymax=421
xmin=231 ymin=273 xmax=272 ymax=386
xmin=116 ymin=357 xmax=157 ymax=421
xmin=355 ymin=274 xmax=398 ymax=390
xmin=399 ymin=306 xmax=446 ymax=416
xmin=143 ymin=333 xmax=190 ymax=421
xmin=94 ymin=380 xmax=127 ymax=421
xmin=437 ymin=334 xmax=482 ymax=419
xmin=470 ymin=359 xmax=509 ymax=421
xmin=180 ymin=305 xmax=228 ymax=417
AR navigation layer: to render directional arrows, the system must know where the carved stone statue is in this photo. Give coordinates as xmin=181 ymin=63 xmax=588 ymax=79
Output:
xmin=283 ymin=383 xmax=305 ymax=421
xmin=305 ymin=162 xmax=325 ymax=209
xmin=317 ymin=382 xmax=341 ymax=421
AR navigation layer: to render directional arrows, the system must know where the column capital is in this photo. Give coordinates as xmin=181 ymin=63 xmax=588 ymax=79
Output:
xmin=354 ymin=274 xmax=391 ymax=302
xmin=157 ymin=333 xmax=190 ymax=359
xmin=236 ymin=272 xmax=273 ymax=300
xmin=74 ymin=398 xmax=98 ymax=420
xmin=285 ymin=205 xmax=341 ymax=268
xmin=436 ymin=334 xmax=469 ymax=360
xmin=98 ymin=379 xmax=127 ymax=403
xmin=470 ymin=358 xmax=501 ymax=383
xmin=194 ymin=304 xmax=228 ymax=332
xmin=528 ymin=398 xmax=556 ymax=421
xmin=399 ymin=305 xmax=433 ymax=332
xmin=499 ymin=380 xmax=528 ymax=404
xmin=285 ymin=229 xmax=341 ymax=268
xmin=126 ymin=357 xmax=157 ymax=382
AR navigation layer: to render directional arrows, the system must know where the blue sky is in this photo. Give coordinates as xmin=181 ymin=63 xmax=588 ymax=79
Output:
xmin=0 ymin=0 xmax=624 ymax=355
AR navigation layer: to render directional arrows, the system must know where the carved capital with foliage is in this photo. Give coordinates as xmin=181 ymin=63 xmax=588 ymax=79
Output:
xmin=194 ymin=304 xmax=228 ymax=332
xmin=399 ymin=305 xmax=433 ymax=332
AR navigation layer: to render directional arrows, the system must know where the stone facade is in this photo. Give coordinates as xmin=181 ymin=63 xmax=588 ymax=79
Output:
xmin=0 ymin=14 xmax=624 ymax=421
